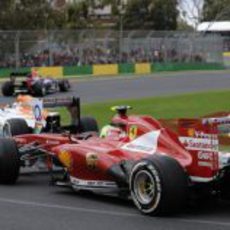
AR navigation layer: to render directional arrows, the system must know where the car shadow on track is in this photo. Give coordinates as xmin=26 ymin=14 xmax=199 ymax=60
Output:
xmin=55 ymin=188 xmax=133 ymax=209
xmin=2 ymin=174 xmax=230 ymax=218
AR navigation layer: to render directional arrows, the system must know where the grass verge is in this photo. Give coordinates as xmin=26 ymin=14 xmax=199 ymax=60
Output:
xmin=78 ymin=90 xmax=230 ymax=127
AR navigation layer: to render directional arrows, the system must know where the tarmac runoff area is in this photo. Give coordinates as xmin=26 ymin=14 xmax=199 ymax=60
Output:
xmin=0 ymin=70 xmax=229 ymax=230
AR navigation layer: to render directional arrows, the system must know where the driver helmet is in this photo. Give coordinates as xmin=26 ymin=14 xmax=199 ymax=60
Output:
xmin=100 ymin=124 xmax=127 ymax=141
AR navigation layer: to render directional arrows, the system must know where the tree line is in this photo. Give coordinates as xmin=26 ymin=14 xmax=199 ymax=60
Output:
xmin=0 ymin=0 xmax=229 ymax=30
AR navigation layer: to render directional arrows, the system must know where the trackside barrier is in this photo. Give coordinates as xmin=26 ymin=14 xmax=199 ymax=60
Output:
xmin=135 ymin=63 xmax=151 ymax=74
xmin=223 ymin=52 xmax=230 ymax=68
xmin=93 ymin=64 xmax=118 ymax=76
xmin=32 ymin=67 xmax=63 ymax=78
xmin=0 ymin=62 xmax=225 ymax=78
xmin=63 ymin=65 xmax=92 ymax=76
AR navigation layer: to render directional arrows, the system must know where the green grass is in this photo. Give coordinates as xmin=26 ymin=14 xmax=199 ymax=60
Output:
xmin=58 ymin=90 xmax=230 ymax=128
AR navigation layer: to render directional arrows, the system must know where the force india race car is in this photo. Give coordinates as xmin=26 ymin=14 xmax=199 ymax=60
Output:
xmin=0 ymin=95 xmax=97 ymax=137
xmin=0 ymin=102 xmax=229 ymax=216
xmin=1 ymin=71 xmax=70 ymax=97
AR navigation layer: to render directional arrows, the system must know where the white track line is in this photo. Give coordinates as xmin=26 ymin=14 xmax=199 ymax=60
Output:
xmin=0 ymin=197 xmax=138 ymax=218
xmin=0 ymin=197 xmax=230 ymax=227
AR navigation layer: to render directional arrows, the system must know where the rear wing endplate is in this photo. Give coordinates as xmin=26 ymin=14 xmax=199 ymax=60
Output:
xmin=33 ymin=96 xmax=81 ymax=131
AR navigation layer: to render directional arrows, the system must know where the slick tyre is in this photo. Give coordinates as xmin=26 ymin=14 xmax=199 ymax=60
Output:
xmin=2 ymin=81 xmax=14 ymax=96
xmin=3 ymin=119 xmax=30 ymax=137
xmin=130 ymin=155 xmax=188 ymax=216
xmin=32 ymin=81 xmax=46 ymax=97
xmin=80 ymin=116 xmax=99 ymax=133
xmin=0 ymin=138 xmax=20 ymax=184
xmin=59 ymin=80 xmax=70 ymax=92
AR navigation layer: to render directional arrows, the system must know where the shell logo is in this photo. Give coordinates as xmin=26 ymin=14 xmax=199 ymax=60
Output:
xmin=188 ymin=128 xmax=195 ymax=137
xmin=58 ymin=150 xmax=72 ymax=169
xmin=86 ymin=152 xmax=98 ymax=170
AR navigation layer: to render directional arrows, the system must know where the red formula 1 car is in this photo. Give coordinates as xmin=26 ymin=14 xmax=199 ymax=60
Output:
xmin=1 ymin=71 xmax=70 ymax=97
xmin=0 ymin=103 xmax=230 ymax=216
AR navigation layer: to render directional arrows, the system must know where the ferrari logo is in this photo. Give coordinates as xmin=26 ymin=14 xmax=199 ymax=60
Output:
xmin=129 ymin=125 xmax=138 ymax=140
xmin=86 ymin=152 xmax=98 ymax=170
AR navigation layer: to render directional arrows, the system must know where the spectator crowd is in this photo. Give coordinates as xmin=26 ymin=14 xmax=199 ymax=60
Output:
xmin=0 ymin=45 xmax=205 ymax=68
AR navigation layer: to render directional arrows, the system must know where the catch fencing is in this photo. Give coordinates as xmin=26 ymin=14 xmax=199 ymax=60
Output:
xmin=0 ymin=30 xmax=223 ymax=68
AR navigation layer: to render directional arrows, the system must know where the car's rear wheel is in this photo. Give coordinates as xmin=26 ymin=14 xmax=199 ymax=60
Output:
xmin=0 ymin=138 xmax=20 ymax=184
xmin=59 ymin=80 xmax=70 ymax=92
xmin=130 ymin=155 xmax=188 ymax=216
xmin=3 ymin=119 xmax=30 ymax=137
xmin=80 ymin=116 xmax=99 ymax=133
xmin=2 ymin=81 xmax=14 ymax=96
xmin=32 ymin=81 xmax=46 ymax=97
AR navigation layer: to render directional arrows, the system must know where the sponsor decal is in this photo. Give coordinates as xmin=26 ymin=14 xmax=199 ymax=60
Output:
xmin=58 ymin=150 xmax=72 ymax=169
xmin=32 ymin=98 xmax=43 ymax=134
xmin=188 ymin=128 xmax=195 ymax=137
xmin=46 ymin=140 xmax=60 ymax=145
xmin=203 ymin=116 xmax=230 ymax=125
xmin=32 ymin=99 xmax=43 ymax=122
xmin=197 ymin=151 xmax=213 ymax=161
xmin=70 ymin=176 xmax=117 ymax=189
xmin=128 ymin=125 xmax=138 ymax=140
xmin=197 ymin=151 xmax=214 ymax=169
xmin=179 ymin=136 xmax=219 ymax=152
xmin=86 ymin=152 xmax=99 ymax=170
xmin=198 ymin=161 xmax=213 ymax=168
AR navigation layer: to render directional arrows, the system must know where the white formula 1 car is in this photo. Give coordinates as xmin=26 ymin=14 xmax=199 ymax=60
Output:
xmin=0 ymin=95 xmax=93 ymax=138
xmin=0 ymin=95 xmax=48 ymax=136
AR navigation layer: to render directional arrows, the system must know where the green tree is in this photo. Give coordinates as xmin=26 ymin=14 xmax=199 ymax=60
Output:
xmin=203 ymin=0 xmax=230 ymax=21
xmin=65 ymin=1 xmax=91 ymax=29
xmin=0 ymin=0 xmax=66 ymax=30
xmin=123 ymin=0 xmax=178 ymax=30
xmin=177 ymin=17 xmax=194 ymax=31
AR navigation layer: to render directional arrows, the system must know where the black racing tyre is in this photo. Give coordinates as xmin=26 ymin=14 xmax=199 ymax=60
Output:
xmin=130 ymin=155 xmax=188 ymax=216
xmin=3 ymin=119 xmax=30 ymax=137
xmin=59 ymin=80 xmax=70 ymax=92
xmin=2 ymin=81 xmax=14 ymax=96
xmin=80 ymin=116 xmax=99 ymax=133
xmin=0 ymin=138 xmax=20 ymax=184
xmin=32 ymin=81 xmax=46 ymax=97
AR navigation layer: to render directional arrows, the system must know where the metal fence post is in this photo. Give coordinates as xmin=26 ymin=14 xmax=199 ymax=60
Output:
xmin=15 ymin=31 xmax=20 ymax=69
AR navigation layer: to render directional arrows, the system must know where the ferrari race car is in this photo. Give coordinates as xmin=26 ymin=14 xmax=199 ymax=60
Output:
xmin=0 ymin=105 xmax=230 ymax=216
xmin=1 ymin=71 xmax=70 ymax=97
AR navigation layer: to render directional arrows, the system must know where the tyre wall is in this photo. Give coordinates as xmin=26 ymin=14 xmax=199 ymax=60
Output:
xmin=0 ymin=62 xmax=225 ymax=78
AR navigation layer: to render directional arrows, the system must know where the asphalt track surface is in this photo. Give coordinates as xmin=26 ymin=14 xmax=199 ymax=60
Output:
xmin=0 ymin=71 xmax=230 ymax=230
xmin=0 ymin=70 xmax=230 ymax=104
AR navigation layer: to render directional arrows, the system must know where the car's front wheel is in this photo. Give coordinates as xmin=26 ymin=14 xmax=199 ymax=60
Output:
xmin=0 ymin=138 xmax=20 ymax=184
xmin=2 ymin=81 xmax=14 ymax=96
xmin=3 ymin=119 xmax=30 ymax=137
xmin=59 ymin=80 xmax=70 ymax=92
xmin=130 ymin=155 xmax=188 ymax=216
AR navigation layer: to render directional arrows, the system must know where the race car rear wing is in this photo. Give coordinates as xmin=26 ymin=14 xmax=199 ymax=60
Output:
xmin=10 ymin=72 xmax=30 ymax=77
xmin=32 ymin=96 xmax=81 ymax=132
xmin=43 ymin=96 xmax=80 ymax=109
